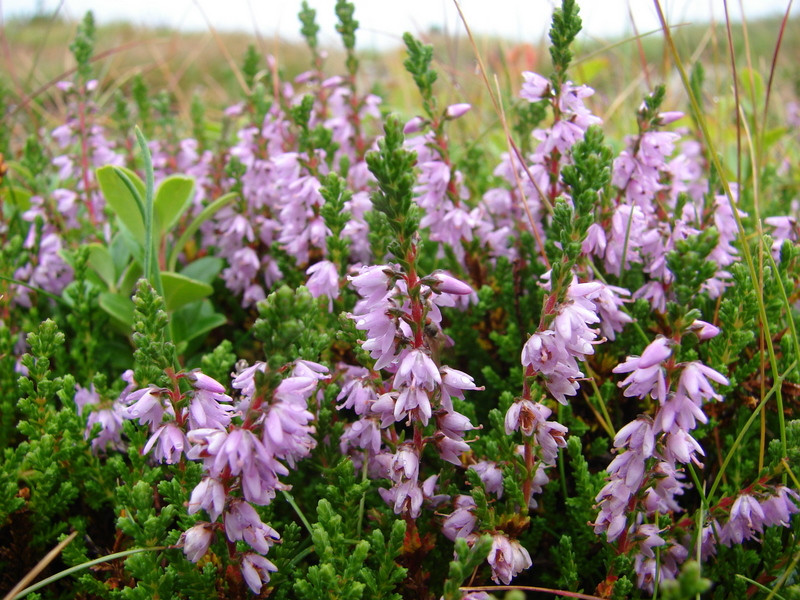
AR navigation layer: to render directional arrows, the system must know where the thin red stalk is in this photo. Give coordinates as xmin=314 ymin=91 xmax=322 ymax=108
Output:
xmin=522 ymin=439 xmax=534 ymax=507
xmin=460 ymin=585 xmax=606 ymax=600
xmin=761 ymin=0 xmax=794 ymax=158
xmin=9 ymin=40 xmax=164 ymax=118
xmin=627 ymin=2 xmax=652 ymax=90
xmin=452 ymin=0 xmax=553 ymax=217
xmin=77 ymin=90 xmax=97 ymax=225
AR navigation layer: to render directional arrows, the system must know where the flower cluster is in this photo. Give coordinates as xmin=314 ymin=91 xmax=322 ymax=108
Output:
xmin=593 ymin=325 xmax=744 ymax=590
xmin=120 ymin=361 xmax=327 ymax=593
xmin=345 ymin=265 xmax=481 ymax=519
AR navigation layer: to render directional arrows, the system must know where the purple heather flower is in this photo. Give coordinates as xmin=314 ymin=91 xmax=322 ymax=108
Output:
xmin=394 ymin=385 xmax=433 ymax=425
xmin=143 ymin=422 xmax=188 ymax=464
xmin=336 ymin=367 xmax=376 ymax=415
xmin=74 ymin=384 xmax=125 ymax=452
xmin=224 ymin=500 xmax=280 ymax=554
xmin=232 ymin=361 xmax=268 ymax=408
xmin=371 ymin=392 xmax=399 ymax=428
xmin=634 ymin=540 xmax=686 ymax=592
xmin=436 ymin=410 xmax=474 ymax=441
xmin=445 ymin=103 xmax=472 ymax=119
xmin=340 ymin=417 xmax=382 ymax=454
xmin=439 ymin=366 xmax=483 ymax=412
xmin=643 ymin=461 xmax=685 ymax=514
xmin=187 ymin=376 xmax=235 ymax=431
xmin=404 ymin=116 xmax=426 ymax=134
xmin=181 ymin=523 xmax=214 ymax=562
xmin=442 ymin=495 xmax=477 ymax=541
xmin=520 ymin=71 xmax=550 ymax=102
xmin=677 ymin=362 xmax=728 ymax=403
xmin=430 ymin=271 xmax=475 ymax=296
xmin=663 ymin=429 xmax=704 ymax=465
xmin=688 ymin=319 xmax=721 ymax=340
xmin=613 ymin=337 xmax=672 ymax=403
xmin=306 ymin=260 xmax=340 ymax=310
xmin=521 ymin=331 xmax=581 ymax=404
xmin=606 ymin=450 xmax=647 ymax=491
xmin=535 ymin=119 xmax=585 ymax=155
xmin=240 ymin=553 xmax=278 ymax=594
xmin=657 ymin=111 xmax=684 ymax=125
xmin=761 ymin=486 xmax=800 ymax=527
xmin=590 ymin=282 xmax=633 ymax=341
xmin=614 ymin=417 xmax=656 ymax=457
xmin=188 ymin=477 xmax=227 ymax=521
xmin=504 ymin=399 xmax=541 ymax=437
xmin=487 ymin=534 xmax=532 ymax=585
xmin=435 ymin=433 xmax=470 ymax=465
xmin=262 ymin=401 xmax=316 ymax=466
xmin=469 ymin=461 xmax=504 ymax=498
xmin=394 ymin=348 xmax=441 ymax=391
xmin=379 ymin=479 xmax=425 ymax=518
xmin=188 ymin=427 xmax=287 ymax=505
xmin=389 ymin=443 xmax=420 ymax=483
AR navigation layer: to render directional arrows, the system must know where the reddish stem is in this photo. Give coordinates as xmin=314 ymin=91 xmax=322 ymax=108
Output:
xmin=77 ymin=91 xmax=97 ymax=226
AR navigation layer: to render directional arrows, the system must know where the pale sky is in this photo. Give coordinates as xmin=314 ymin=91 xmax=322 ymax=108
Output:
xmin=3 ymin=1 xmax=797 ymax=49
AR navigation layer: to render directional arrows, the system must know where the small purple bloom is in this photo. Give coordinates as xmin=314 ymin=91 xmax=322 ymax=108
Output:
xmin=445 ymin=103 xmax=472 ymax=119
xmin=240 ymin=553 xmax=277 ymax=594
xmin=143 ymin=422 xmax=188 ymax=464
xmin=188 ymin=477 xmax=227 ymax=521
xmin=487 ymin=534 xmax=532 ymax=585
xmin=181 ymin=523 xmax=214 ymax=562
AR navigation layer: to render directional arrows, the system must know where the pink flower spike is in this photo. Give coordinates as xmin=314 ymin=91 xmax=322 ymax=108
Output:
xmin=445 ymin=103 xmax=472 ymax=119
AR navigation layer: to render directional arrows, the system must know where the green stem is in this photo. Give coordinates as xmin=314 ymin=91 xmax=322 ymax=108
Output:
xmin=707 ymin=360 xmax=795 ymax=502
xmin=734 ymin=575 xmax=788 ymax=600
xmin=133 ymin=126 xmax=161 ymax=297
xmin=11 ymin=546 xmax=167 ymax=600
xmin=167 ymin=192 xmax=238 ymax=271
xmin=654 ymin=0 xmax=787 ymax=482
xmin=282 ymin=490 xmax=314 ymax=537
xmin=356 ymin=450 xmax=369 ymax=539
xmin=0 ymin=274 xmax=68 ymax=305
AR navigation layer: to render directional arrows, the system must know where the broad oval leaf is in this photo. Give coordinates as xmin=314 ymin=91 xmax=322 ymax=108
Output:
xmin=0 ymin=185 xmax=32 ymax=211
xmin=155 ymin=175 xmax=195 ymax=235
xmin=161 ymin=271 xmax=213 ymax=312
xmin=99 ymin=292 xmax=135 ymax=328
xmin=119 ymin=262 xmax=143 ymax=296
xmin=96 ymin=165 xmax=146 ymax=239
xmin=180 ymin=256 xmax=224 ymax=284
xmin=86 ymin=243 xmax=116 ymax=290
xmin=109 ymin=233 xmax=132 ymax=280
xmin=172 ymin=299 xmax=227 ymax=345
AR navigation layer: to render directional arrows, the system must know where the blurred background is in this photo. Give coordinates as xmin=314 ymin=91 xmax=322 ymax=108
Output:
xmin=3 ymin=0 xmax=797 ymax=49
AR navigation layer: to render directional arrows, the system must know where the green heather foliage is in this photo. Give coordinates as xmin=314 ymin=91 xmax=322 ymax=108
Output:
xmin=2 ymin=1 xmax=800 ymax=599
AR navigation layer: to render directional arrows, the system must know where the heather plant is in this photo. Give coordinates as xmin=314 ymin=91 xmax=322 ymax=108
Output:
xmin=1 ymin=1 xmax=800 ymax=599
